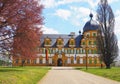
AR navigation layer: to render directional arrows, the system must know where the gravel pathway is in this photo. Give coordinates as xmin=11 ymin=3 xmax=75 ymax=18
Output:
xmin=38 ymin=67 xmax=120 ymax=84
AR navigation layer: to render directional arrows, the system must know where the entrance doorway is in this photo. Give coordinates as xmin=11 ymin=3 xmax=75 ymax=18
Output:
xmin=57 ymin=58 xmax=62 ymax=66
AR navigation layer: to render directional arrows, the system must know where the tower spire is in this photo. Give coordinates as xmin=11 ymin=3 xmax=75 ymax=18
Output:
xmin=89 ymin=12 xmax=93 ymax=20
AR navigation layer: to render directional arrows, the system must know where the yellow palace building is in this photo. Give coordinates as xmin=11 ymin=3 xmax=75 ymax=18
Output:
xmin=13 ymin=13 xmax=103 ymax=66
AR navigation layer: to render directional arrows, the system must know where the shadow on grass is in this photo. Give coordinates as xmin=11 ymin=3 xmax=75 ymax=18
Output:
xmin=0 ymin=69 xmax=24 ymax=72
xmin=75 ymin=67 xmax=83 ymax=70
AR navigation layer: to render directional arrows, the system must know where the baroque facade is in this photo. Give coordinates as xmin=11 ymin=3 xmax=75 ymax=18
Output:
xmin=13 ymin=14 xmax=103 ymax=66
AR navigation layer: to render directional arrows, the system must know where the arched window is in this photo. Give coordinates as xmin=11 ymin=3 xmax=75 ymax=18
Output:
xmin=71 ymin=59 xmax=74 ymax=64
xmin=33 ymin=59 xmax=36 ymax=64
xmin=16 ymin=59 xmax=19 ymax=64
xmin=83 ymin=59 xmax=86 ymax=64
xmin=27 ymin=59 xmax=30 ymax=64
xmin=52 ymin=59 xmax=54 ymax=64
xmin=77 ymin=59 xmax=80 ymax=64
xmin=39 ymin=59 xmax=42 ymax=64
xmin=89 ymin=57 xmax=92 ymax=64
xmin=94 ymin=58 xmax=97 ymax=64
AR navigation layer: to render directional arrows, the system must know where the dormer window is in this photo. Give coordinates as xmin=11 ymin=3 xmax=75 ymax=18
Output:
xmin=44 ymin=37 xmax=51 ymax=47
xmin=58 ymin=41 xmax=62 ymax=45
xmin=69 ymin=38 xmax=75 ymax=47
xmin=57 ymin=37 xmax=64 ymax=48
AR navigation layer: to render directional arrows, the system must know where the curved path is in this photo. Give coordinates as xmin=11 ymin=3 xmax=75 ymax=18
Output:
xmin=38 ymin=67 xmax=120 ymax=84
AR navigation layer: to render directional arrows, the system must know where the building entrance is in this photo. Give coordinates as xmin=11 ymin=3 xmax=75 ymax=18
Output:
xmin=57 ymin=58 xmax=62 ymax=66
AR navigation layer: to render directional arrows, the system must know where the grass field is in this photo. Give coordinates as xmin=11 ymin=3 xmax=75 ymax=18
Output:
xmin=0 ymin=66 xmax=50 ymax=84
xmin=76 ymin=67 xmax=120 ymax=82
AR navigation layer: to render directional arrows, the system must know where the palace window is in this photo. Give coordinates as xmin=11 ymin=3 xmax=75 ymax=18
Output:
xmin=42 ymin=48 xmax=45 ymax=54
xmin=94 ymin=41 xmax=96 ymax=45
xmin=39 ymin=48 xmax=42 ymax=53
xmin=82 ymin=49 xmax=85 ymax=54
xmin=67 ymin=48 xmax=70 ymax=54
xmin=52 ymin=59 xmax=54 ymax=64
xmin=88 ymin=49 xmax=92 ymax=54
xmin=64 ymin=49 xmax=67 ymax=54
xmin=69 ymin=38 xmax=75 ymax=47
xmin=83 ymin=59 xmax=86 ymax=64
xmin=71 ymin=49 xmax=74 ymax=54
xmin=89 ymin=41 xmax=92 ymax=45
xmin=77 ymin=59 xmax=80 ymax=64
xmin=93 ymin=33 xmax=96 ymax=37
xmin=94 ymin=59 xmax=97 ymax=64
xmin=91 ymin=50 xmax=93 ymax=54
xmin=62 ymin=48 xmax=64 ymax=52
xmin=50 ymin=48 xmax=53 ymax=54
xmin=16 ymin=59 xmax=19 ymax=64
xmin=71 ymin=59 xmax=74 ymax=64
xmin=57 ymin=37 xmax=64 ymax=47
xmin=58 ymin=49 xmax=62 ymax=54
xmin=44 ymin=37 xmax=51 ymax=47
xmin=22 ymin=59 xmax=25 ymax=64
xmin=89 ymin=58 xmax=92 ymax=64
xmin=65 ymin=59 xmax=67 ymax=64
xmin=58 ymin=41 xmax=62 ymax=45
xmin=86 ymin=33 xmax=90 ymax=37
xmin=94 ymin=50 xmax=97 ymax=54
xmin=46 ymin=41 xmax=49 ymax=45
xmin=57 ymin=38 xmax=63 ymax=45
xmin=27 ymin=59 xmax=30 ymax=64
xmin=80 ymin=48 xmax=82 ymax=54
xmin=47 ymin=49 xmax=50 ymax=53
xmin=33 ymin=60 xmax=36 ymax=64
xmin=80 ymin=58 xmax=83 ymax=64
xmin=53 ymin=49 xmax=56 ymax=53
xmin=82 ymin=42 xmax=85 ymax=45
xmin=39 ymin=59 xmax=42 ymax=64
xmin=76 ymin=49 xmax=79 ymax=54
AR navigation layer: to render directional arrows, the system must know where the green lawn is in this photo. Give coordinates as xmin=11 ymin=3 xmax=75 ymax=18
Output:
xmin=0 ymin=66 xmax=50 ymax=84
xmin=76 ymin=67 xmax=120 ymax=82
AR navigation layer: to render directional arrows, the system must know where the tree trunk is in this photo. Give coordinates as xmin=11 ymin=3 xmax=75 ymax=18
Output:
xmin=106 ymin=64 xmax=111 ymax=69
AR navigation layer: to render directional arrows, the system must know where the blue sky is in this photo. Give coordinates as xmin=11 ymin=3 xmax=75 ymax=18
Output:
xmin=40 ymin=0 xmax=120 ymax=56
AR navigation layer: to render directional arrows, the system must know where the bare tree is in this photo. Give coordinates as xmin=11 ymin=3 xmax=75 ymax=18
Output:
xmin=96 ymin=0 xmax=119 ymax=69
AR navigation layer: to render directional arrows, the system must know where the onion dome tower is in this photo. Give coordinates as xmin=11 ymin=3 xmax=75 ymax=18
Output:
xmin=83 ymin=13 xmax=99 ymax=33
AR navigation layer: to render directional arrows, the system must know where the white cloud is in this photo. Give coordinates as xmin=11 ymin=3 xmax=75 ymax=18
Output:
xmin=69 ymin=6 xmax=97 ymax=27
xmin=41 ymin=26 xmax=59 ymax=34
xmin=40 ymin=0 xmax=56 ymax=8
xmin=40 ymin=0 xmax=119 ymax=9
xmin=115 ymin=10 xmax=120 ymax=35
xmin=108 ymin=0 xmax=119 ymax=4
xmin=54 ymin=9 xmax=71 ymax=20
xmin=86 ymin=0 xmax=99 ymax=8
xmin=57 ymin=0 xmax=82 ymax=5
xmin=57 ymin=0 xmax=99 ymax=8
xmin=40 ymin=0 xmax=98 ymax=8
xmin=70 ymin=7 xmax=90 ymax=17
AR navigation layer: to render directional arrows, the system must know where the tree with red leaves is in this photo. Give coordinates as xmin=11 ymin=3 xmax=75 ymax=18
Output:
xmin=0 ymin=0 xmax=43 ymax=65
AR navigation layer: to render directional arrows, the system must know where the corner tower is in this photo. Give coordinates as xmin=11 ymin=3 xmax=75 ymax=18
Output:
xmin=81 ymin=13 xmax=101 ymax=66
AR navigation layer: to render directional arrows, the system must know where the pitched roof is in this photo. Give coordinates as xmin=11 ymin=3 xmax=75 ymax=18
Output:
xmin=40 ymin=34 xmax=82 ymax=48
